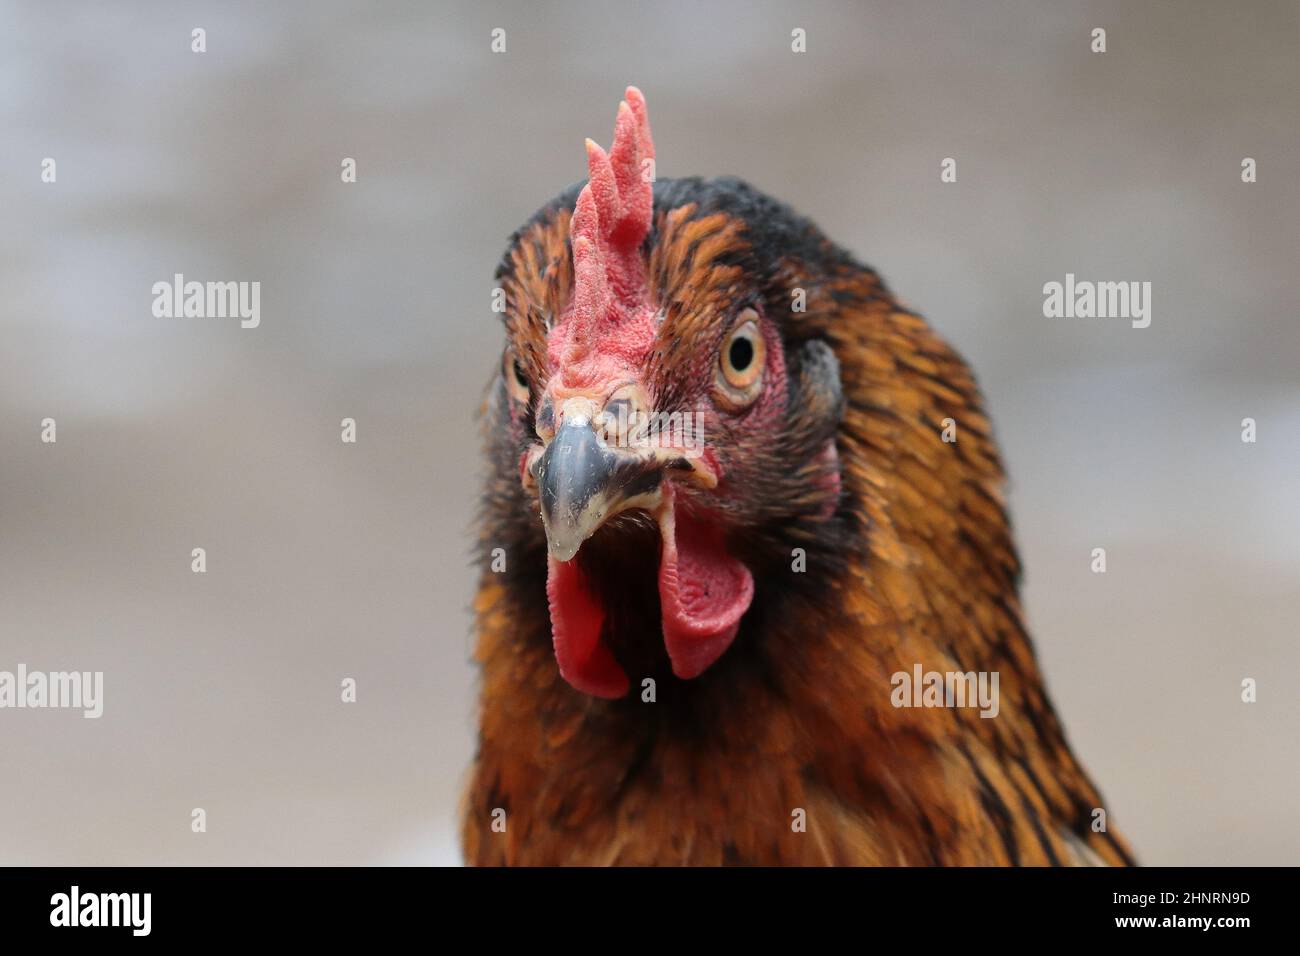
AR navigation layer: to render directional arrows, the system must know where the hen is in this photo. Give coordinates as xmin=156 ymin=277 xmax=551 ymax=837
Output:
xmin=462 ymin=87 xmax=1133 ymax=866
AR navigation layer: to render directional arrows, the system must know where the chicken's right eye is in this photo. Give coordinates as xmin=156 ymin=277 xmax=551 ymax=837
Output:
xmin=504 ymin=351 xmax=531 ymax=403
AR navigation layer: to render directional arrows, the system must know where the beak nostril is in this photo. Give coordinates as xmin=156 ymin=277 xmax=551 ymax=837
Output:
xmin=596 ymin=383 xmax=652 ymax=449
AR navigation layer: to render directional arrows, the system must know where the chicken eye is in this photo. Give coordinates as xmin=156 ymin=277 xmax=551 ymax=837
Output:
xmin=504 ymin=351 xmax=530 ymax=403
xmin=715 ymin=310 xmax=765 ymax=408
xmin=728 ymin=337 xmax=754 ymax=373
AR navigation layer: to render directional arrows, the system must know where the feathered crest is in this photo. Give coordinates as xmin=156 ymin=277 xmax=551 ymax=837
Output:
xmin=562 ymin=87 xmax=656 ymax=377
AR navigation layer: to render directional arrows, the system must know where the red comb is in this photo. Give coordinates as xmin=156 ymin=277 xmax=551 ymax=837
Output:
xmin=561 ymin=87 xmax=656 ymax=379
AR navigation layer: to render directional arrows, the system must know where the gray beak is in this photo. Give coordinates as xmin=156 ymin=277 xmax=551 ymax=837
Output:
xmin=535 ymin=415 xmax=662 ymax=562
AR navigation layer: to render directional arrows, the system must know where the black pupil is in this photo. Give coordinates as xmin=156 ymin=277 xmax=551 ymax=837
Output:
xmin=728 ymin=336 xmax=754 ymax=372
xmin=513 ymin=361 xmax=527 ymax=387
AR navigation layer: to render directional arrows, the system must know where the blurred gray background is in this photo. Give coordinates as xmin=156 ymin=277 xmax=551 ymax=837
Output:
xmin=1 ymin=0 xmax=1296 ymax=865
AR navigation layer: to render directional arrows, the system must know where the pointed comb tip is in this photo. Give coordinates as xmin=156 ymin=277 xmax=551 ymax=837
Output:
xmin=565 ymin=88 xmax=655 ymax=337
xmin=623 ymin=87 xmax=653 ymax=155
xmin=584 ymin=141 xmax=620 ymax=239
xmin=570 ymin=183 xmax=601 ymax=242
xmin=608 ymin=105 xmax=644 ymax=198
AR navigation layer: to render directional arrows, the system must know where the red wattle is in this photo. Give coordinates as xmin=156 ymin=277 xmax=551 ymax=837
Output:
xmin=546 ymin=556 xmax=629 ymax=698
xmin=657 ymin=496 xmax=755 ymax=680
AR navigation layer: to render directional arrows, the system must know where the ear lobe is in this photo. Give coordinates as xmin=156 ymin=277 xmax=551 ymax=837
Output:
xmin=788 ymin=339 xmax=844 ymax=449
